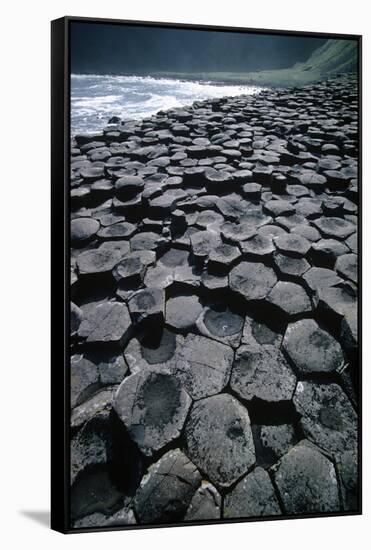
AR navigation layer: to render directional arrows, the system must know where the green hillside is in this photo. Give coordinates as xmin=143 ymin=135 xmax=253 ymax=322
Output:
xmin=156 ymin=39 xmax=358 ymax=87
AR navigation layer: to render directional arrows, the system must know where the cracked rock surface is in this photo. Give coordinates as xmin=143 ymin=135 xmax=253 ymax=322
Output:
xmin=69 ymin=75 xmax=359 ymax=528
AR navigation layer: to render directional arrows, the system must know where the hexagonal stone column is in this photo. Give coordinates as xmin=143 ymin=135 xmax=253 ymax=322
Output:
xmin=77 ymin=301 xmax=132 ymax=346
xmin=273 ymin=441 xmax=340 ymax=514
xmin=113 ymin=370 xmax=192 ymax=456
xmin=231 ymin=345 xmax=296 ymax=403
xmin=266 ymin=281 xmax=312 ymax=317
xmin=185 ymin=394 xmax=255 ymax=488
xmin=224 ymin=467 xmax=281 ymax=518
xmin=229 ymin=261 xmax=277 ymax=301
xmin=134 ymin=449 xmax=201 ymax=524
xmin=175 ymin=334 xmax=234 ymax=399
xmin=282 ymin=319 xmax=344 ymax=374
xmin=293 ymin=381 xmax=357 ymax=455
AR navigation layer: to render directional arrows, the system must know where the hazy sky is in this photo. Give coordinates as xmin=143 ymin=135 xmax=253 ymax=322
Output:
xmin=71 ymin=21 xmax=327 ymax=75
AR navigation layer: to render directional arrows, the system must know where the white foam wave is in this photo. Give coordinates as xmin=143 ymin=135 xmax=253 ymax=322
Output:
xmin=71 ymin=73 xmax=263 ymax=135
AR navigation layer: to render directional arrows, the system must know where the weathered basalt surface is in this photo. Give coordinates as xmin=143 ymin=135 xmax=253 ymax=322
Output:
xmin=69 ymin=75 xmax=359 ymax=528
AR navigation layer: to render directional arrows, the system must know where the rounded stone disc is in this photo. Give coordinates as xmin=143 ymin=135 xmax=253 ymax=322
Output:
xmin=71 ymin=217 xmax=100 ymax=244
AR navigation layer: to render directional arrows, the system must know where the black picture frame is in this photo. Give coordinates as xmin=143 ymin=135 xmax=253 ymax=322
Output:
xmin=51 ymin=16 xmax=362 ymax=534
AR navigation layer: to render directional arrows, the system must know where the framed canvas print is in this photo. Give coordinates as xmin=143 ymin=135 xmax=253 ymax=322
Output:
xmin=51 ymin=16 xmax=361 ymax=533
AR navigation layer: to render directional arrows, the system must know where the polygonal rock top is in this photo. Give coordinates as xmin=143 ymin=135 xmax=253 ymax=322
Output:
xmin=293 ymin=381 xmax=358 ymax=455
xmin=282 ymin=318 xmax=344 ymax=374
xmin=229 ymin=261 xmax=277 ymax=301
xmin=185 ymin=393 xmax=255 ymax=488
xmin=134 ymin=449 xmax=201 ymax=524
xmin=113 ymin=369 xmax=192 ymax=456
xmin=175 ymin=334 xmax=234 ymax=399
xmin=231 ymin=344 xmax=296 ymax=402
xmin=266 ymin=281 xmax=312 ymax=317
xmin=273 ymin=441 xmax=340 ymax=514
xmin=224 ymin=467 xmax=281 ymax=518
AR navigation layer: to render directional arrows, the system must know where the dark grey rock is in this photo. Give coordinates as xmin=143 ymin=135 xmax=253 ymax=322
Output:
xmin=229 ymin=261 xmax=277 ymax=301
xmin=240 ymin=234 xmax=275 ymax=258
xmin=302 ymin=266 xmax=342 ymax=292
xmin=208 ymin=243 xmax=241 ymax=271
xmin=336 ymin=450 xmax=358 ymax=511
xmin=221 ymin=221 xmax=256 ymax=244
xmin=264 ymin=199 xmax=295 ymax=217
xmin=71 ymin=387 xmax=116 ymax=429
xmin=273 ymin=441 xmax=340 ymax=514
xmin=166 ymin=294 xmax=203 ymax=330
xmin=184 ymin=482 xmax=221 ymax=521
xmin=70 ymin=355 xmax=100 ymax=408
xmin=71 ymin=302 xmax=83 ymax=336
xmin=98 ymin=239 xmax=130 ymax=259
xmin=73 ymin=507 xmax=136 ymax=528
xmin=260 ymin=424 xmax=296 ymax=461
xmin=144 ymin=264 xmax=174 ymax=289
xmin=224 ymin=467 xmax=281 ymax=518
xmin=274 ymin=233 xmax=311 ymax=257
xmin=196 ymin=306 xmax=244 ymax=348
xmin=128 ymin=287 xmax=165 ymax=324
xmin=191 ymin=230 xmax=222 ymax=263
xmin=293 ymin=381 xmax=357 ymax=455
xmin=283 ymin=319 xmax=344 ymax=374
xmin=175 ymin=334 xmax=233 ymax=399
xmin=290 ymin=224 xmax=321 ymax=242
xmin=124 ymin=329 xmax=183 ymax=374
xmin=112 ymin=251 xmax=155 ymax=285
xmin=231 ymin=344 xmax=296 ymax=402
xmin=71 ymin=416 xmax=112 ymax=484
xmin=158 ymin=247 xmax=189 ymax=268
xmin=335 ymin=253 xmax=357 ymax=284
xmin=114 ymin=175 xmax=144 ymax=198
xmin=78 ymin=301 xmax=132 ymax=345
xmin=97 ymin=222 xmax=136 ymax=239
xmin=242 ymin=316 xmax=282 ymax=347
xmin=311 ymin=238 xmax=349 ymax=268
xmin=77 ymin=249 xmax=121 ymax=275
xmin=274 ymin=253 xmax=310 ymax=278
xmin=114 ymin=370 xmax=192 ymax=456
xmin=266 ymin=281 xmax=312 ymax=316
xmin=134 ymin=449 xmax=201 ymax=524
xmin=185 ymin=393 xmax=255 ymax=488
xmin=71 ymin=467 xmax=126 ymax=522
xmin=341 ymin=309 xmax=358 ymax=350
xmin=130 ymin=231 xmax=165 ymax=252
xmin=71 ymin=217 xmax=100 ymax=244
xmin=317 ymin=286 xmax=357 ymax=321
xmin=313 ymin=217 xmax=356 ymax=239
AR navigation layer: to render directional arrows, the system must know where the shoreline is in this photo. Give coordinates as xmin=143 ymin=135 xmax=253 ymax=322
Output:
xmin=71 ymin=72 xmax=357 ymax=138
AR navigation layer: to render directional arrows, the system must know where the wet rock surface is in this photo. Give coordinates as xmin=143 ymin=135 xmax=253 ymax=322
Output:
xmin=69 ymin=75 xmax=359 ymax=528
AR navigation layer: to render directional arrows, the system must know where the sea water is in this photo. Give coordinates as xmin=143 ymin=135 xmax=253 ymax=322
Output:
xmin=71 ymin=74 xmax=263 ymax=135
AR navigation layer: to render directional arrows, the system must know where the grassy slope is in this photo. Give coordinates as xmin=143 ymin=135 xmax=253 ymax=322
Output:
xmin=154 ymin=39 xmax=358 ymax=87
